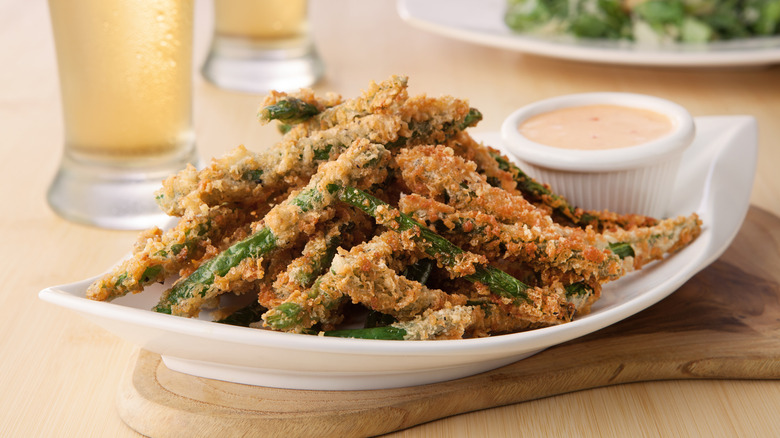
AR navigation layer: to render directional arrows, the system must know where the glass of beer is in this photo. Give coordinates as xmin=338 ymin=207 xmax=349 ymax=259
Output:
xmin=201 ymin=0 xmax=324 ymax=93
xmin=46 ymin=0 xmax=198 ymax=230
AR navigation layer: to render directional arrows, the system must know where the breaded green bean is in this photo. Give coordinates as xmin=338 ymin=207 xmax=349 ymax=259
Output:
xmin=264 ymin=206 xmax=373 ymax=306
xmin=257 ymin=87 xmax=343 ymax=125
xmin=156 ymin=80 xmax=479 ymax=218
xmin=260 ymin=75 xmax=409 ymax=130
xmin=157 ymin=76 xmax=410 ymax=216
xmin=86 ymin=204 xmax=256 ymax=302
xmin=600 ymin=213 xmax=702 ymax=270
xmin=153 ymin=140 xmax=391 ymax=317
xmin=396 ymin=145 xmax=628 ymax=280
xmin=325 ymin=304 xmax=476 ymax=340
xmin=446 ymin=131 xmax=658 ymax=231
xmin=398 ymin=193 xmax=624 ymax=283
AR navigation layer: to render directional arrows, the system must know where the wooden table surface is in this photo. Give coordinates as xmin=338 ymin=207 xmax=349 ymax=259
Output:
xmin=1 ymin=0 xmax=779 ymax=436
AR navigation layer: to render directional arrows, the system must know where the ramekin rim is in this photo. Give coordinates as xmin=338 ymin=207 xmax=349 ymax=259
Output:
xmin=500 ymin=92 xmax=695 ymax=172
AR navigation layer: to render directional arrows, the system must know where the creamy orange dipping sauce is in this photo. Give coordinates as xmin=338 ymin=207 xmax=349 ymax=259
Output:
xmin=518 ymin=104 xmax=673 ymax=150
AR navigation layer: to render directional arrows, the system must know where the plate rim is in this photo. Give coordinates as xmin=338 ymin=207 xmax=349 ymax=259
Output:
xmin=397 ymin=0 xmax=780 ymax=67
xmin=38 ymin=115 xmax=757 ymax=387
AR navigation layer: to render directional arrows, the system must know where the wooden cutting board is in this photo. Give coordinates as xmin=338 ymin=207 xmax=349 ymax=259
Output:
xmin=116 ymin=206 xmax=780 ymax=438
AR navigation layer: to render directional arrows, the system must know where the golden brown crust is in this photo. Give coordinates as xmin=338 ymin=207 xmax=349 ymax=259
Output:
xmin=87 ymin=76 xmax=703 ymax=339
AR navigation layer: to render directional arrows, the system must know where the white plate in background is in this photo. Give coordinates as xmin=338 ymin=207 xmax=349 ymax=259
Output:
xmin=39 ymin=116 xmax=756 ymax=390
xmin=397 ymin=0 xmax=780 ymax=67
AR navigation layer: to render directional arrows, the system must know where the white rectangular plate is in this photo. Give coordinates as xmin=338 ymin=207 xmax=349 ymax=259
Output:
xmin=40 ymin=116 xmax=757 ymax=390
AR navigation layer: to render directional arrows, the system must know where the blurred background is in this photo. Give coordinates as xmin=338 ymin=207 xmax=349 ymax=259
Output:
xmin=1 ymin=0 xmax=779 ymax=436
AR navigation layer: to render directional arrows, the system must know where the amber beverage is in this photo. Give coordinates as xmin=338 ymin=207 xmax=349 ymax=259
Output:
xmin=47 ymin=0 xmax=198 ymax=229
xmin=214 ymin=0 xmax=308 ymax=42
xmin=202 ymin=0 xmax=323 ymax=93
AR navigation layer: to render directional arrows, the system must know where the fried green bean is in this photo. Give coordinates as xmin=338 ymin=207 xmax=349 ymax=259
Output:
xmin=397 ymin=145 xmax=700 ymax=282
xmin=215 ymin=301 xmax=268 ymax=327
xmin=156 ymin=76 xmax=410 ymax=216
xmin=257 ymin=87 xmax=343 ymax=125
xmin=335 ymin=185 xmax=531 ymax=302
xmin=335 ymin=185 xmax=590 ymax=324
xmin=600 ymin=213 xmax=702 ymax=270
xmin=321 ymin=231 xmax=454 ymax=320
xmin=260 ymin=220 xmax=436 ymax=332
xmin=398 ymin=193 xmax=624 ymax=283
xmin=264 ymin=206 xmax=373 ymax=306
xmin=446 ymin=131 xmax=658 ymax=231
xmin=258 ymin=97 xmax=321 ymax=125
xmin=86 ymin=204 xmax=256 ymax=301
xmin=324 ymin=305 xmax=476 ymax=340
xmin=153 ymin=140 xmax=391 ymax=316
xmin=396 ymin=145 xmax=627 ymax=281
xmin=156 ymin=91 xmax=478 ymax=219
xmin=262 ymin=75 xmax=409 ymax=130
xmin=324 ymin=289 xmax=587 ymax=340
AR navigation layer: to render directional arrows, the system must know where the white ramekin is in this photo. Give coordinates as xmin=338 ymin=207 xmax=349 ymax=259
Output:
xmin=500 ymin=92 xmax=695 ymax=218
